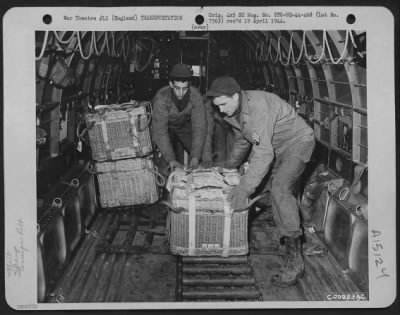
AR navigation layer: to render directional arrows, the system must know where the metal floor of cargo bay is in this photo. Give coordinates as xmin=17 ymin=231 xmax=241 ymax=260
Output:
xmin=47 ymin=203 xmax=363 ymax=303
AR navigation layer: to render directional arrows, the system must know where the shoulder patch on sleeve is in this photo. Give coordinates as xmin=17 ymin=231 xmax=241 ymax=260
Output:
xmin=251 ymin=130 xmax=260 ymax=145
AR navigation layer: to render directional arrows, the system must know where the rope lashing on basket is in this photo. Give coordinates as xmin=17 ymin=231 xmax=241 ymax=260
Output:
xmin=76 ymin=121 xmax=95 ymax=141
xmin=85 ymin=102 xmax=153 ymax=159
xmin=119 ymin=101 xmax=153 ymax=132
xmin=146 ymin=167 xmax=166 ymax=187
xmin=161 ymin=192 xmax=269 ymax=213
xmin=88 ymin=163 xmax=162 ymax=179
xmin=159 ymin=201 xmax=185 ymax=213
xmin=338 ymin=187 xmax=350 ymax=201
xmin=137 ymin=111 xmax=152 ymax=132
xmin=99 ymin=102 xmax=153 ymax=132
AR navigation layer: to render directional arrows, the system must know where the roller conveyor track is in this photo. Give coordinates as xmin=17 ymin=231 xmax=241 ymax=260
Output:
xmin=47 ymin=205 xmax=365 ymax=303
xmin=176 ymin=256 xmax=263 ymax=302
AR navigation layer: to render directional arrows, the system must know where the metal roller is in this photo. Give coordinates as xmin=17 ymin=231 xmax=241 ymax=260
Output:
xmin=183 ymin=266 xmax=252 ymax=275
xmin=182 ymin=289 xmax=261 ymax=300
xmin=183 ymin=277 xmax=256 ymax=286
xmin=182 ymin=256 xmax=248 ymax=264
xmin=177 ymin=256 xmax=263 ymax=301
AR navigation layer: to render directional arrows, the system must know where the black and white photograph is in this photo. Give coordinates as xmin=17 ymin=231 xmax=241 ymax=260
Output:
xmin=3 ymin=6 xmax=397 ymax=311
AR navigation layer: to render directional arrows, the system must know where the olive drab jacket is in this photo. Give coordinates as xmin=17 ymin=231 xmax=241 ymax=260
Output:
xmin=203 ymin=98 xmax=215 ymax=163
xmin=224 ymin=91 xmax=315 ymax=195
xmin=151 ymin=86 xmax=213 ymax=163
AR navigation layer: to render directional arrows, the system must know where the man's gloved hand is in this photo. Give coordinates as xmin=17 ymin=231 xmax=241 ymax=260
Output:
xmin=168 ymin=160 xmax=183 ymax=171
xmin=200 ymin=160 xmax=213 ymax=169
xmin=227 ymin=186 xmax=250 ymax=211
xmin=189 ymin=157 xmax=200 ymax=169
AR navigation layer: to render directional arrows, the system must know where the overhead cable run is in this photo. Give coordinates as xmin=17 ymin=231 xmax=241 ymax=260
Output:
xmin=36 ymin=31 xmax=157 ymax=72
xmin=255 ymin=30 xmax=358 ymax=66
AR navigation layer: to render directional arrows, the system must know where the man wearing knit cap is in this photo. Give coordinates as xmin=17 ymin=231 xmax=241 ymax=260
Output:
xmin=206 ymin=76 xmax=315 ymax=287
xmin=151 ymin=63 xmax=213 ymax=172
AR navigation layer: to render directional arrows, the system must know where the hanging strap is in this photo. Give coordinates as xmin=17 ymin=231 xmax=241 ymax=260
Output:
xmin=128 ymin=109 xmax=140 ymax=149
xmin=222 ymin=193 xmax=232 ymax=257
xmin=350 ymin=164 xmax=367 ymax=194
xmin=188 ymin=193 xmax=196 ymax=256
xmin=187 ymin=173 xmax=196 ymax=255
xmin=100 ymin=119 xmax=111 ymax=159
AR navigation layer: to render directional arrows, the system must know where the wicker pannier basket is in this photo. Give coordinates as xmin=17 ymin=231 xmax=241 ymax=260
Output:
xmin=166 ymin=168 xmax=249 ymax=257
xmin=85 ymin=102 xmax=152 ymax=161
xmin=92 ymin=158 xmax=164 ymax=208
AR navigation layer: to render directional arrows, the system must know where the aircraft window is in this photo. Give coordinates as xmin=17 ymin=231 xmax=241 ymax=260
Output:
xmin=353 ymin=112 xmax=368 ymax=165
xmin=313 ymin=97 xmax=331 ymax=146
xmin=319 ymin=105 xmax=330 ymax=145
xmin=354 ymin=67 xmax=367 ymax=109
xmin=314 ymin=64 xmax=329 ymax=99
xmin=330 ymin=107 xmax=352 ymax=155
xmin=330 ymin=64 xmax=353 ymax=105
xmin=298 ymin=64 xmax=313 ymax=98
xmin=357 ymin=84 xmax=367 ymax=109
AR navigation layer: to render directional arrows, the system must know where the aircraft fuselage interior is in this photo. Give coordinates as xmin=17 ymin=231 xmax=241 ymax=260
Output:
xmin=35 ymin=29 xmax=368 ymax=303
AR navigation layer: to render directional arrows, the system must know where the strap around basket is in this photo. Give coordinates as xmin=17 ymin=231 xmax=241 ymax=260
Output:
xmin=128 ymin=110 xmax=140 ymax=148
xmin=100 ymin=119 xmax=111 ymax=159
xmin=222 ymin=193 xmax=232 ymax=257
xmin=188 ymin=193 xmax=196 ymax=256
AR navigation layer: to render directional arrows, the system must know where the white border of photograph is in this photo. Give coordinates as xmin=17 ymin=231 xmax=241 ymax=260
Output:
xmin=3 ymin=6 xmax=396 ymax=310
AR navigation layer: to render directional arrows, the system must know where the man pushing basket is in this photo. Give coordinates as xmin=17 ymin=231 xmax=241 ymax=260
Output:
xmin=206 ymin=76 xmax=315 ymax=287
xmin=151 ymin=63 xmax=214 ymax=173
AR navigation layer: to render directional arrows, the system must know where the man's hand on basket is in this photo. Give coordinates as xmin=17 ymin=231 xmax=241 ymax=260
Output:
xmin=227 ymin=186 xmax=250 ymax=211
xmin=168 ymin=160 xmax=183 ymax=171
xmin=213 ymin=160 xmax=236 ymax=169
xmin=200 ymin=160 xmax=213 ymax=169
xmin=189 ymin=157 xmax=200 ymax=170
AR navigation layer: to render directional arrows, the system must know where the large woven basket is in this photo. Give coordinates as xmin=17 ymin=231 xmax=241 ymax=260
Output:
xmin=166 ymin=169 xmax=248 ymax=257
xmin=85 ymin=102 xmax=152 ymax=161
xmin=93 ymin=158 xmax=162 ymax=208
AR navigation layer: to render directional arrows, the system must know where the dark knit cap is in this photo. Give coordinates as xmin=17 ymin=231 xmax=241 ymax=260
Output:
xmin=206 ymin=76 xmax=241 ymax=97
xmin=169 ymin=63 xmax=192 ymax=79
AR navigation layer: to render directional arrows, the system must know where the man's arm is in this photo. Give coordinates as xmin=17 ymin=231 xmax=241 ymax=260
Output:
xmin=151 ymin=93 xmax=176 ymax=162
xmin=226 ymin=128 xmax=252 ymax=168
xmin=190 ymin=89 xmax=207 ymax=160
xmin=239 ymin=112 xmax=275 ymax=195
xmin=201 ymin=99 xmax=215 ymax=164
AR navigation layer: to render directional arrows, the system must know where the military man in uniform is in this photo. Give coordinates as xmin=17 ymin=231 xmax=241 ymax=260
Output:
xmin=151 ymin=63 xmax=214 ymax=172
xmin=206 ymin=76 xmax=315 ymax=287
